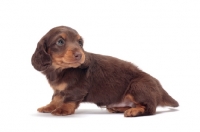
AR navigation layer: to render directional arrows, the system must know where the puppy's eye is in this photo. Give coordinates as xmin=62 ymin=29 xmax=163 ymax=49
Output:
xmin=56 ymin=38 xmax=65 ymax=46
xmin=78 ymin=40 xmax=83 ymax=47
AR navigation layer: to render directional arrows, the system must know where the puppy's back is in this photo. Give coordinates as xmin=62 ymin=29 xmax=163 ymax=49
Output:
xmin=83 ymin=53 xmax=140 ymax=105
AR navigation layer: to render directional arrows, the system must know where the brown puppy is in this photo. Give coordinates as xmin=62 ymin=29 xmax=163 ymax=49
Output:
xmin=31 ymin=26 xmax=179 ymax=117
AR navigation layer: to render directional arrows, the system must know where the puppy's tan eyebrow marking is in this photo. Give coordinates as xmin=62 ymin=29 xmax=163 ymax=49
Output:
xmin=60 ymin=33 xmax=67 ymax=40
xmin=77 ymin=35 xmax=81 ymax=40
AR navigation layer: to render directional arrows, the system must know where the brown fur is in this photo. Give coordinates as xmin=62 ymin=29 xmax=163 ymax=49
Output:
xmin=32 ymin=26 xmax=179 ymax=117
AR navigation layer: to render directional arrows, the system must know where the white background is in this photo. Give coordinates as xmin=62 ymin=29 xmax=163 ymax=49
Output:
xmin=0 ymin=0 xmax=200 ymax=131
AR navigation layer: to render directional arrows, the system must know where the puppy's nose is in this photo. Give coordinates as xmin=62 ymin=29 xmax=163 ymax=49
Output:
xmin=73 ymin=51 xmax=82 ymax=60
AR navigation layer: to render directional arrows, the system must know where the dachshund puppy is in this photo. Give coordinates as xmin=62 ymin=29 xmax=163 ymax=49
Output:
xmin=31 ymin=26 xmax=179 ymax=117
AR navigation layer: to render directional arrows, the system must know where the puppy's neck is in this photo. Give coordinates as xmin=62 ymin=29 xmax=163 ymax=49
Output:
xmin=42 ymin=67 xmax=63 ymax=82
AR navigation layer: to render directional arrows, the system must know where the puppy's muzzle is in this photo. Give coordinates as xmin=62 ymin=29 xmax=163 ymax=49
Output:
xmin=73 ymin=51 xmax=82 ymax=61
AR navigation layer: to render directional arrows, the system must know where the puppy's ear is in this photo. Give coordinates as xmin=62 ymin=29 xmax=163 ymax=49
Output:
xmin=31 ymin=37 xmax=52 ymax=71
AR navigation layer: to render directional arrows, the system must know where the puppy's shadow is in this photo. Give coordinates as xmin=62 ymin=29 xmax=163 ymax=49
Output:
xmin=75 ymin=109 xmax=111 ymax=114
xmin=32 ymin=108 xmax=179 ymax=117
xmin=76 ymin=108 xmax=179 ymax=115
xmin=156 ymin=108 xmax=179 ymax=115
xmin=32 ymin=109 xmax=111 ymax=118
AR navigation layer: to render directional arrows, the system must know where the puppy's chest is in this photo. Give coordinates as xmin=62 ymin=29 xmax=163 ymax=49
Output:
xmin=50 ymin=82 xmax=68 ymax=91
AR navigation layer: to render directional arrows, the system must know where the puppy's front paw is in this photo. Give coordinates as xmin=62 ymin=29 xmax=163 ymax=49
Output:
xmin=37 ymin=105 xmax=56 ymax=113
xmin=51 ymin=107 xmax=74 ymax=116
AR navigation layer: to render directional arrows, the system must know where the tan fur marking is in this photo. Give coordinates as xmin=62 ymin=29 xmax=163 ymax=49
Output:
xmin=124 ymin=105 xmax=145 ymax=117
xmin=37 ymin=95 xmax=62 ymax=113
xmin=124 ymin=94 xmax=137 ymax=103
xmin=51 ymin=49 xmax=85 ymax=69
xmin=51 ymin=102 xmax=77 ymax=116
xmin=77 ymin=35 xmax=81 ymax=40
xmin=51 ymin=83 xmax=67 ymax=91
xmin=64 ymin=50 xmax=76 ymax=62
xmin=123 ymin=94 xmax=145 ymax=117
xmin=60 ymin=33 xmax=67 ymax=39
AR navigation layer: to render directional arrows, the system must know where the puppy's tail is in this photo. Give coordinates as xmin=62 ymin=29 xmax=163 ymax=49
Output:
xmin=160 ymin=89 xmax=179 ymax=107
xmin=156 ymin=80 xmax=179 ymax=107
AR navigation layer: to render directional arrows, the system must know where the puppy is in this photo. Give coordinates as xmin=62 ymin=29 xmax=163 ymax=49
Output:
xmin=31 ymin=26 xmax=179 ymax=117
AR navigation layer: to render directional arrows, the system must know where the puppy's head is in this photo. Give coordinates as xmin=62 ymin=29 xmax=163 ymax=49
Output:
xmin=31 ymin=26 xmax=85 ymax=71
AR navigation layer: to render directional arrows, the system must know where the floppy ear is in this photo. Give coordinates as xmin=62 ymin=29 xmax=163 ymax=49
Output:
xmin=31 ymin=37 xmax=52 ymax=71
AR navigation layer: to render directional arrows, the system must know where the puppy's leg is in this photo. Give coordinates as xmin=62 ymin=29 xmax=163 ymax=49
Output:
xmin=50 ymin=87 xmax=87 ymax=116
xmin=51 ymin=102 xmax=79 ymax=116
xmin=37 ymin=95 xmax=62 ymax=113
xmin=125 ymin=79 xmax=157 ymax=117
xmin=106 ymin=94 xmax=134 ymax=113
